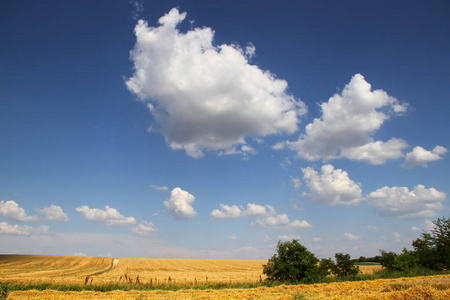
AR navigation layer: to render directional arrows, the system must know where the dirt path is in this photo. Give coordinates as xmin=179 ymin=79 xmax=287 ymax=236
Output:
xmin=89 ymin=258 xmax=118 ymax=277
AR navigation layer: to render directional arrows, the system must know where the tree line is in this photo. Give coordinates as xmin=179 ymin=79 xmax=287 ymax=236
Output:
xmin=263 ymin=217 xmax=449 ymax=282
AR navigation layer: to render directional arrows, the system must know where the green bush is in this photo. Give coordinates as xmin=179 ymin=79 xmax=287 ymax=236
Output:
xmin=332 ymin=253 xmax=359 ymax=277
xmin=263 ymin=240 xmax=320 ymax=282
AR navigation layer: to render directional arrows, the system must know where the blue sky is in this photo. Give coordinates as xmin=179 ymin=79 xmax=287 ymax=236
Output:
xmin=1 ymin=0 xmax=449 ymax=259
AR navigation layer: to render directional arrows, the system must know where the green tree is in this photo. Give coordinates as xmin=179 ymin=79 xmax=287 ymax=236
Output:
xmin=332 ymin=253 xmax=360 ymax=277
xmin=263 ymin=240 xmax=319 ymax=282
xmin=412 ymin=217 xmax=450 ymax=270
xmin=318 ymin=258 xmax=334 ymax=277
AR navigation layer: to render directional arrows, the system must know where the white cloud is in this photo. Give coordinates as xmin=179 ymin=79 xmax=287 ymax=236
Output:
xmin=211 ymin=203 xmax=273 ymax=219
xmin=404 ymin=145 xmax=448 ymax=168
xmin=313 ymin=237 xmax=322 ymax=242
xmin=278 ymin=234 xmax=300 ymax=241
xmin=302 ymin=164 xmax=363 ymax=206
xmin=254 ymin=214 xmax=312 ymax=230
xmin=291 ymin=176 xmax=302 ymax=190
xmin=341 ymin=138 xmax=408 ymax=165
xmin=130 ymin=0 xmax=143 ymax=20
xmin=393 ymin=232 xmax=402 ymax=242
xmin=230 ymin=236 xmax=238 ymax=240
xmin=286 ymin=74 xmax=408 ymax=164
xmin=0 ymin=222 xmax=49 ymax=235
xmin=366 ymin=185 xmax=446 ymax=218
xmin=73 ymin=252 xmax=87 ymax=256
xmin=344 ymin=233 xmax=361 ymax=241
xmin=38 ymin=205 xmax=69 ymax=222
xmin=126 ymin=8 xmax=306 ymax=157
xmin=75 ymin=205 xmax=137 ymax=226
xmin=150 ymin=184 xmax=169 ymax=191
xmin=164 ymin=187 xmax=197 ymax=220
xmin=211 ymin=204 xmax=242 ymax=219
xmin=263 ymin=235 xmax=272 ymax=242
xmin=412 ymin=219 xmax=435 ymax=232
xmin=0 ymin=200 xmax=38 ymax=222
xmin=132 ymin=221 xmax=158 ymax=236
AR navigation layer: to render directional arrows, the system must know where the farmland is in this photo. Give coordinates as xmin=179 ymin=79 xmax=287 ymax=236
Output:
xmin=1 ymin=255 xmax=449 ymax=299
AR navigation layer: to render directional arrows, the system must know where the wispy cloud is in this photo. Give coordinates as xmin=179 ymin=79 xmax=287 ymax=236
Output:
xmin=150 ymin=185 xmax=169 ymax=191
xmin=0 ymin=222 xmax=49 ymax=236
xmin=75 ymin=205 xmax=136 ymax=226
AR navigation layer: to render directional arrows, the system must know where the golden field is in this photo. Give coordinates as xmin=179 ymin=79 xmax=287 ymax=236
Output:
xmin=0 ymin=255 xmax=113 ymax=284
xmin=0 ymin=255 xmax=381 ymax=285
xmin=7 ymin=275 xmax=450 ymax=299
xmin=4 ymin=254 xmax=449 ymax=299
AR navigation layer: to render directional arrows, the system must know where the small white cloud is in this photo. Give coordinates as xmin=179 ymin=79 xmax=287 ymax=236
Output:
xmin=75 ymin=205 xmax=137 ymax=226
xmin=263 ymin=235 xmax=272 ymax=242
xmin=126 ymin=8 xmax=306 ymax=157
xmin=290 ymin=176 xmax=302 ymax=190
xmin=278 ymin=234 xmax=300 ymax=241
xmin=0 ymin=222 xmax=49 ymax=235
xmin=286 ymin=74 xmax=408 ymax=163
xmin=73 ymin=252 xmax=87 ymax=256
xmin=302 ymin=164 xmax=363 ymax=206
xmin=230 ymin=236 xmax=238 ymax=240
xmin=132 ymin=221 xmax=158 ymax=236
xmin=150 ymin=185 xmax=169 ymax=191
xmin=130 ymin=0 xmax=144 ymax=20
xmin=404 ymin=145 xmax=448 ymax=168
xmin=341 ymin=138 xmax=408 ymax=165
xmin=164 ymin=187 xmax=197 ymax=220
xmin=254 ymin=214 xmax=312 ymax=231
xmin=38 ymin=205 xmax=69 ymax=222
xmin=412 ymin=219 xmax=435 ymax=232
xmin=0 ymin=200 xmax=38 ymax=222
xmin=211 ymin=204 xmax=242 ymax=219
xmin=366 ymin=185 xmax=446 ymax=218
xmin=211 ymin=203 xmax=274 ymax=219
xmin=344 ymin=233 xmax=361 ymax=241
xmin=313 ymin=237 xmax=322 ymax=242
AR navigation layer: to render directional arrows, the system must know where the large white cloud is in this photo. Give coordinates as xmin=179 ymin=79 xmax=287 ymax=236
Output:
xmin=404 ymin=145 xmax=448 ymax=168
xmin=0 ymin=222 xmax=49 ymax=236
xmin=164 ymin=187 xmax=197 ymax=220
xmin=0 ymin=200 xmax=38 ymax=222
xmin=211 ymin=203 xmax=273 ymax=219
xmin=366 ymin=185 xmax=446 ymax=218
xmin=126 ymin=8 xmax=306 ymax=157
xmin=254 ymin=214 xmax=312 ymax=230
xmin=286 ymin=74 xmax=408 ymax=163
xmin=302 ymin=164 xmax=363 ymax=206
xmin=75 ymin=205 xmax=137 ymax=226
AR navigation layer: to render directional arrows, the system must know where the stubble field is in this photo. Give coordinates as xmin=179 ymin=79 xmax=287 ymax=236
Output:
xmin=2 ymin=255 xmax=450 ymax=299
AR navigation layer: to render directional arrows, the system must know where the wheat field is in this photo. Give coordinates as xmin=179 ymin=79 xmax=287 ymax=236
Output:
xmin=95 ymin=258 xmax=268 ymax=284
xmin=0 ymin=255 xmax=381 ymax=285
xmin=7 ymin=275 xmax=450 ymax=299
xmin=0 ymin=255 xmax=113 ymax=284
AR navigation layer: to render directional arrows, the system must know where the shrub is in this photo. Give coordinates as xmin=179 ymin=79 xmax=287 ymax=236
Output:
xmin=263 ymin=240 xmax=319 ymax=282
xmin=332 ymin=253 xmax=360 ymax=277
